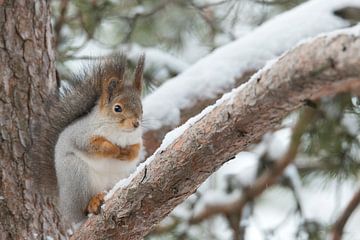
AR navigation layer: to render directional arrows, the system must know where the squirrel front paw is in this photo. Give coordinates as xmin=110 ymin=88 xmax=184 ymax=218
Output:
xmin=85 ymin=192 xmax=106 ymax=215
xmin=89 ymin=136 xmax=141 ymax=161
xmin=121 ymin=143 xmax=141 ymax=160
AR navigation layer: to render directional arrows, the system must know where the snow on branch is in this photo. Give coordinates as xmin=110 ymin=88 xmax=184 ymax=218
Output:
xmin=142 ymin=0 xmax=360 ymax=156
xmin=71 ymin=26 xmax=360 ymax=240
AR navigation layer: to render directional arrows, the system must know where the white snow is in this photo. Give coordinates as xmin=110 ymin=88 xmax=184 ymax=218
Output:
xmin=217 ymin=152 xmax=259 ymax=186
xmin=252 ymin=128 xmax=291 ymax=161
xmin=318 ymin=22 xmax=360 ymax=38
xmin=193 ymin=190 xmax=242 ymax=217
xmin=267 ymin=128 xmax=292 ymax=160
xmin=172 ymin=204 xmax=193 ymax=220
xmin=284 ymin=165 xmax=303 ymax=196
xmin=342 ymin=112 xmax=359 ymax=135
xmin=143 ymin=0 xmax=360 ymax=131
xmin=301 ymin=179 xmax=358 ymax=223
xmin=126 ymin=44 xmax=189 ymax=79
xmin=128 ymin=5 xmax=145 ymax=17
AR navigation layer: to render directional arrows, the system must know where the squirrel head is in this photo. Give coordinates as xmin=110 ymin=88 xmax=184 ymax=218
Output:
xmin=99 ymin=54 xmax=145 ymax=131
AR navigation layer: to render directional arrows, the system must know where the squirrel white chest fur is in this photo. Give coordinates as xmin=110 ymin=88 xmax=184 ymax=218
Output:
xmin=86 ymin=125 xmax=142 ymax=192
xmin=56 ymin=106 xmax=142 ymax=193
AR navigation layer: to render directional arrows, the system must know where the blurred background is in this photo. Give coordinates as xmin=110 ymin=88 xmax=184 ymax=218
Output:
xmin=51 ymin=0 xmax=360 ymax=239
xmin=53 ymin=0 xmax=306 ymax=87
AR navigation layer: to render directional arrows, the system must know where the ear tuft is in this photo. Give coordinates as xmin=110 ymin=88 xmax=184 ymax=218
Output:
xmin=107 ymin=78 xmax=118 ymax=102
xmin=134 ymin=54 xmax=145 ymax=93
xmin=101 ymin=77 xmax=122 ymax=105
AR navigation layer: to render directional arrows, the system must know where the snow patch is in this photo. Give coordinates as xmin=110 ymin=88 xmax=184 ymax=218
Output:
xmin=253 ymin=128 xmax=291 ymax=161
xmin=342 ymin=113 xmax=359 ymax=135
xmin=217 ymin=152 xmax=259 ymax=186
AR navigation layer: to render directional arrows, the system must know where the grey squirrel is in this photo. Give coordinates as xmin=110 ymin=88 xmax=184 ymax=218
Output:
xmin=34 ymin=53 xmax=145 ymax=223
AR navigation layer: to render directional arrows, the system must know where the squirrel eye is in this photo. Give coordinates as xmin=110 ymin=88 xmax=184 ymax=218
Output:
xmin=114 ymin=104 xmax=122 ymax=113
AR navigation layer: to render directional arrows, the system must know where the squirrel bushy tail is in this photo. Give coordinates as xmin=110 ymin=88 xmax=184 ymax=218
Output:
xmin=31 ymin=53 xmax=141 ymax=197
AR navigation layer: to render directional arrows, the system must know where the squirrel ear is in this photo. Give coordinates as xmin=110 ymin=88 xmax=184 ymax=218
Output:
xmin=102 ymin=77 xmax=122 ymax=104
xmin=134 ymin=54 xmax=145 ymax=94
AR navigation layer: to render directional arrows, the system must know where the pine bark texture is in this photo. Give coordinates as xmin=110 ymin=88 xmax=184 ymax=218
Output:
xmin=72 ymin=32 xmax=360 ymax=239
xmin=0 ymin=1 xmax=64 ymax=239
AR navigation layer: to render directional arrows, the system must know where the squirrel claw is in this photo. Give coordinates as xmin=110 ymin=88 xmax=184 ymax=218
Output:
xmin=85 ymin=192 xmax=106 ymax=215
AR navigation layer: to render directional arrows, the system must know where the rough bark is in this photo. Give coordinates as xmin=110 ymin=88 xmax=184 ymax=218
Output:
xmin=0 ymin=1 xmax=64 ymax=239
xmin=72 ymin=31 xmax=360 ymax=239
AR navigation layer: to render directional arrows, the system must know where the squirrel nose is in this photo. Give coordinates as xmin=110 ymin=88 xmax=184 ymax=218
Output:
xmin=133 ymin=121 xmax=139 ymax=128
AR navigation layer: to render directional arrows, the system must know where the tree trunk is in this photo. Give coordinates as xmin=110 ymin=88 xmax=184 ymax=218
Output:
xmin=72 ymin=29 xmax=360 ymax=240
xmin=0 ymin=1 xmax=64 ymax=239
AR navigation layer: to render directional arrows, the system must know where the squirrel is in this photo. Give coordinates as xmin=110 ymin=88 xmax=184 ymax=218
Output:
xmin=33 ymin=53 xmax=145 ymax=223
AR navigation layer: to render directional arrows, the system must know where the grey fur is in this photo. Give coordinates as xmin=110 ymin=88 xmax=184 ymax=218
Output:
xmin=31 ymin=53 xmax=145 ymax=223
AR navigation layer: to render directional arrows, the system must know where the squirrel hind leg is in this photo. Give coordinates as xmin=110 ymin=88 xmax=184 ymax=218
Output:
xmin=85 ymin=192 xmax=106 ymax=215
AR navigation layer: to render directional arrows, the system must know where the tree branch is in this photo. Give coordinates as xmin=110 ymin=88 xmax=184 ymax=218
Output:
xmin=189 ymin=107 xmax=315 ymax=224
xmin=141 ymin=0 xmax=356 ymax=157
xmin=331 ymin=187 xmax=360 ymax=240
xmin=71 ymin=27 xmax=360 ymax=240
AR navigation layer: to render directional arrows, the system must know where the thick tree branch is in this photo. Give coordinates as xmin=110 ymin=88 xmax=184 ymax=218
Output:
xmin=142 ymin=0 xmax=357 ymax=157
xmin=189 ymin=107 xmax=315 ymax=224
xmin=332 ymin=187 xmax=360 ymax=240
xmin=71 ymin=28 xmax=360 ymax=240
